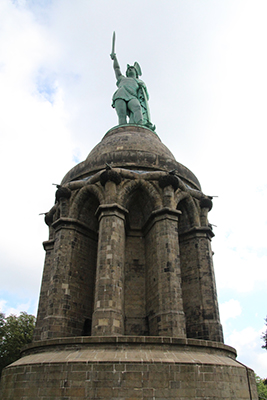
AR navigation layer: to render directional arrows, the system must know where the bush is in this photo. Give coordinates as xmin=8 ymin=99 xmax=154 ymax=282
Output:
xmin=256 ymin=374 xmax=267 ymax=399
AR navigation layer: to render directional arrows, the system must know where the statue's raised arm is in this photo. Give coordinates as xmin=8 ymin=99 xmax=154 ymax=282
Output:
xmin=110 ymin=53 xmax=122 ymax=81
xmin=110 ymin=32 xmax=155 ymax=130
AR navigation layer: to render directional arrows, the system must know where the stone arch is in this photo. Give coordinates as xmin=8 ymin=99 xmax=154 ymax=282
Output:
xmin=119 ymin=179 xmax=162 ymax=215
xmin=121 ymin=179 xmax=162 ymax=336
xmin=66 ymin=184 xmax=104 ymax=337
xmin=176 ymin=192 xmax=200 ymax=231
xmin=69 ymin=184 xmax=104 ymax=221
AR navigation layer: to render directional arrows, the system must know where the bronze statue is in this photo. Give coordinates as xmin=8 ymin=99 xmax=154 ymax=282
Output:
xmin=110 ymin=32 xmax=155 ymax=130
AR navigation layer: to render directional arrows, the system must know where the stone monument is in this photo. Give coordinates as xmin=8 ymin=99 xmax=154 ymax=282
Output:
xmin=0 ymin=35 xmax=257 ymax=399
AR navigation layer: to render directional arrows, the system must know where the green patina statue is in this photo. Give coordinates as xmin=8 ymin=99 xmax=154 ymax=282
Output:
xmin=110 ymin=32 xmax=155 ymax=130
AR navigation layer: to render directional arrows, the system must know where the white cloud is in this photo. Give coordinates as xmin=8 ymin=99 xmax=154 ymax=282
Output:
xmin=0 ymin=300 xmax=7 ymax=314
xmin=211 ymin=183 xmax=267 ymax=293
xmin=214 ymin=244 xmax=267 ymax=293
xmin=0 ymin=298 xmax=32 ymax=317
xmin=226 ymin=326 xmax=267 ymax=378
xmin=220 ymin=299 xmax=242 ymax=325
xmin=228 ymin=327 xmax=259 ymax=351
xmin=0 ymin=0 xmax=76 ymax=299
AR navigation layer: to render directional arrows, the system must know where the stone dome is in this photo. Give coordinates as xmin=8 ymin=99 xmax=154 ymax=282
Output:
xmin=61 ymin=125 xmax=201 ymax=190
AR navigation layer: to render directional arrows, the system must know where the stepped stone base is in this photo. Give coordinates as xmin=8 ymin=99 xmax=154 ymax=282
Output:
xmin=0 ymin=336 xmax=257 ymax=399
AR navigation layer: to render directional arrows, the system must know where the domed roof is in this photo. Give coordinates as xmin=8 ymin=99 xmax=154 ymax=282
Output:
xmin=61 ymin=125 xmax=201 ymax=190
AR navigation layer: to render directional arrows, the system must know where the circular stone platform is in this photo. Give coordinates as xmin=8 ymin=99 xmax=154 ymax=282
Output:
xmin=1 ymin=336 xmax=257 ymax=399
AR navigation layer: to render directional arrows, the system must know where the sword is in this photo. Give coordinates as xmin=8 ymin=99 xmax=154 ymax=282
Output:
xmin=111 ymin=31 xmax=116 ymax=59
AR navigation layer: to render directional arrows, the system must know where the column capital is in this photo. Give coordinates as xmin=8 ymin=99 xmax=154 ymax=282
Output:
xmin=143 ymin=207 xmax=181 ymax=236
xmin=51 ymin=217 xmax=98 ymax=240
xmin=179 ymin=226 xmax=215 ymax=241
xmin=95 ymin=203 xmax=128 ymax=221
xmin=42 ymin=239 xmax=55 ymax=251
xmin=151 ymin=207 xmax=182 ymax=218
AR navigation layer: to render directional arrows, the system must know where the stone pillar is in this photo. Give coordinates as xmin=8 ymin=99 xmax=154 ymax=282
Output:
xmin=38 ymin=221 xmax=74 ymax=339
xmin=180 ymin=227 xmax=224 ymax=342
xmin=36 ymin=218 xmax=98 ymax=340
xmin=33 ymin=239 xmax=54 ymax=341
xmin=145 ymin=208 xmax=186 ymax=338
xmin=91 ymin=204 xmax=127 ymax=336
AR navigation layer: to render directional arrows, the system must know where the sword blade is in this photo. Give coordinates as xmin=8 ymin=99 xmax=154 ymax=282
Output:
xmin=112 ymin=31 xmax=116 ymax=55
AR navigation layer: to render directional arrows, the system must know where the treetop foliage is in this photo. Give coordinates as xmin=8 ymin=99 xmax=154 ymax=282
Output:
xmin=262 ymin=316 xmax=267 ymax=350
xmin=0 ymin=312 xmax=36 ymax=376
xmin=256 ymin=374 xmax=267 ymax=399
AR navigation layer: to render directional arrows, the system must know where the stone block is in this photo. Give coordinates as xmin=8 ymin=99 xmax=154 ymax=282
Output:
xmin=64 ymin=387 xmax=85 ymax=397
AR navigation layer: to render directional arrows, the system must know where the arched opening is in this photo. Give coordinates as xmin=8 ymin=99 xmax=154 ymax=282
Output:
xmin=82 ymin=318 xmax=92 ymax=336
xmin=72 ymin=193 xmax=99 ymax=336
xmin=177 ymin=197 xmax=192 ymax=233
xmin=124 ymin=187 xmax=153 ymax=335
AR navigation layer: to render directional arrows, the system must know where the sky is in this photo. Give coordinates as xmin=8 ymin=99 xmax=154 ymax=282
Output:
xmin=0 ymin=0 xmax=267 ymax=378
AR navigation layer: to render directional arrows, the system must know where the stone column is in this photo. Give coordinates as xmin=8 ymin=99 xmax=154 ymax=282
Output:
xmin=91 ymin=204 xmax=127 ymax=336
xmin=38 ymin=221 xmax=74 ymax=339
xmin=179 ymin=227 xmax=224 ymax=342
xmin=35 ymin=217 xmax=98 ymax=340
xmin=33 ymin=239 xmax=54 ymax=341
xmin=145 ymin=208 xmax=186 ymax=338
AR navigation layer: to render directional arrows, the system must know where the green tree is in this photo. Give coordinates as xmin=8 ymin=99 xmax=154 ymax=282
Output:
xmin=262 ymin=316 xmax=267 ymax=350
xmin=256 ymin=374 xmax=267 ymax=399
xmin=0 ymin=312 xmax=36 ymax=376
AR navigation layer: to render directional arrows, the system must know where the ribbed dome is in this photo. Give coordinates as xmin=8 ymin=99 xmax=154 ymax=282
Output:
xmin=61 ymin=125 xmax=201 ymax=190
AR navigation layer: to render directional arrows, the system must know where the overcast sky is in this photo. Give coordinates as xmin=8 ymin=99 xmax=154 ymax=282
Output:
xmin=0 ymin=0 xmax=267 ymax=378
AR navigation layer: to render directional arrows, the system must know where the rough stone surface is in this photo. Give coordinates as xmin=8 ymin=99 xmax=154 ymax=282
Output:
xmin=1 ymin=338 xmax=258 ymax=400
xmin=61 ymin=125 xmax=201 ymax=190
xmin=0 ymin=125 xmax=257 ymax=398
xmin=32 ymin=125 xmax=223 ymax=342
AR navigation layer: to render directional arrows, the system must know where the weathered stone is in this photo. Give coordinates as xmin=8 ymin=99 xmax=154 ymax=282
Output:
xmin=0 ymin=338 xmax=258 ymax=399
xmin=0 ymin=125 xmax=257 ymax=399
xmin=61 ymin=125 xmax=201 ymax=190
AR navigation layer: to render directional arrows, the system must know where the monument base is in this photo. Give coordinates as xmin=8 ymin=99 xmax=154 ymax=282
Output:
xmin=0 ymin=336 xmax=257 ymax=399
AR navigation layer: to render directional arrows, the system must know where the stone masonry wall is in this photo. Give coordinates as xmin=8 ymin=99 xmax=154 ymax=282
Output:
xmin=34 ymin=168 xmax=223 ymax=342
xmin=1 ymin=361 xmax=258 ymax=400
xmin=124 ymin=232 xmax=148 ymax=335
xmin=34 ymin=222 xmax=98 ymax=340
